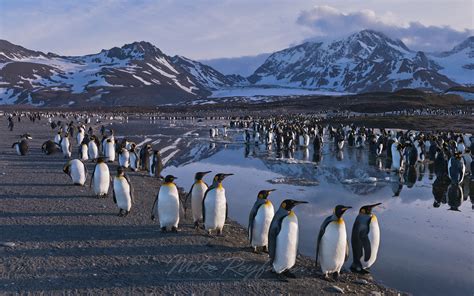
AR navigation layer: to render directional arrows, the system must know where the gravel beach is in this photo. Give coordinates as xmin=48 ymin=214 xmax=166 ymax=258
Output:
xmin=0 ymin=116 xmax=402 ymax=295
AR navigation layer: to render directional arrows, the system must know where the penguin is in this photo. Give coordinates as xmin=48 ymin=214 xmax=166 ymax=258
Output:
xmin=202 ymin=173 xmax=233 ymax=235
xmin=60 ymin=133 xmax=72 ymax=158
xmin=268 ymin=199 xmax=308 ymax=276
xmin=248 ymin=189 xmax=275 ymax=253
xmin=149 ymin=150 xmax=163 ymax=178
xmin=391 ymin=142 xmax=404 ymax=171
xmin=316 ymin=205 xmax=351 ymax=280
xmin=350 ymin=203 xmax=382 ymax=274
xmin=63 ymin=159 xmax=87 ymax=186
xmin=448 ymin=152 xmax=466 ymax=185
xmin=118 ymin=148 xmax=130 ymax=168
xmin=41 ymin=140 xmax=60 ymax=155
xmin=129 ymin=144 xmax=140 ymax=172
xmin=104 ymin=138 xmax=115 ymax=162
xmin=79 ymin=142 xmax=89 ymax=161
xmin=76 ymin=126 xmax=85 ymax=147
xmin=54 ymin=131 xmax=61 ymax=145
xmin=187 ymin=171 xmax=211 ymax=228
xmin=140 ymin=144 xmax=152 ymax=171
xmin=12 ymin=134 xmax=32 ymax=156
xmin=112 ymin=166 xmax=134 ymax=217
xmin=90 ymin=157 xmax=110 ymax=197
xmin=151 ymin=175 xmax=180 ymax=232
xmin=88 ymin=136 xmax=99 ymax=160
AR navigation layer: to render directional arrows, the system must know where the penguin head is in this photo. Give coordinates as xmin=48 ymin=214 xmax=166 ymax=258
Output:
xmin=116 ymin=166 xmax=125 ymax=176
xmin=97 ymin=157 xmax=105 ymax=163
xmin=213 ymin=173 xmax=233 ymax=184
xmin=454 ymin=152 xmax=462 ymax=160
xmin=164 ymin=175 xmax=178 ymax=183
xmin=257 ymin=189 xmax=276 ymax=199
xmin=359 ymin=203 xmax=382 ymax=215
xmin=334 ymin=205 xmax=352 ymax=218
xmin=280 ymin=199 xmax=308 ymax=211
xmin=195 ymin=171 xmax=211 ymax=181
xmin=20 ymin=133 xmax=32 ymax=139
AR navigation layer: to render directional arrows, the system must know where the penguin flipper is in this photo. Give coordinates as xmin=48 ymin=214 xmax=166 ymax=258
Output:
xmin=124 ymin=174 xmax=134 ymax=203
xmin=151 ymin=194 xmax=159 ymax=218
xmin=202 ymin=187 xmax=213 ymax=224
xmin=315 ymin=216 xmax=332 ymax=267
xmin=113 ymin=189 xmax=117 ymax=204
xmin=361 ymin=231 xmax=372 ymax=262
xmin=90 ymin=164 xmax=97 ymax=188
xmin=268 ymin=216 xmax=284 ymax=263
xmin=225 ymin=202 xmax=228 ymax=221
xmin=345 ymin=240 xmax=350 ymax=262
xmin=248 ymin=203 xmax=261 ymax=243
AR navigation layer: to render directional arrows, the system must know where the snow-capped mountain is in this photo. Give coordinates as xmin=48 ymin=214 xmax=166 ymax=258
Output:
xmin=0 ymin=40 xmax=237 ymax=106
xmin=248 ymin=30 xmax=470 ymax=93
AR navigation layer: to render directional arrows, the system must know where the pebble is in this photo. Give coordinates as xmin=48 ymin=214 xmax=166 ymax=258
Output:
xmin=1 ymin=242 xmax=16 ymax=247
xmin=355 ymin=279 xmax=369 ymax=285
xmin=370 ymin=292 xmax=382 ymax=296
xmin=329 ymin=285 xmax=344 ymax=294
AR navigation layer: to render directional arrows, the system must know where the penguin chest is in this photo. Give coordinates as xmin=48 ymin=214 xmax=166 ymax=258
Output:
xmin=119 ymin=151 xmax=130 ymax=167
xmin=191 ymin=182 xmax=208 ymax=221
xmin=105 ymin=143 xmax=115 ymax=161
xmin=273 ymin=214 xmax=299 ymax=274
xmin=62 ymin=139 xmax=71 ymax=156
xmin=93 ymin=164 xmax=110 ymax=195
xmin=130 ymin=153 xmax=138 ymax=170
xmin=80 ymin=145 xmax=88 ymax=160
xmin=54 ymin=135 xmax=61 ymax=144
xmin=319 ymin=221 xmax=347 ymax=273
xmin=88 ymin=142 xmax=98 ymax=158
xmin=114 ymin=178 xmax=131 ymax=211
xmin=362 ymin=217 xmax=380 ymax=268
xmin=157 ymin=185 xmax=180 ymax=227
xmin=204 ymin=188 xmax=226 ymax=230
xmin=148 ymin=155 xmax=154 ymax=176
xmin=251 ymin=203 xmax=274 ymax=247
xmin=14 ymin=143 xmax=21 ymax=155
xmin=70 ymin=160 xmax=86 ymax=185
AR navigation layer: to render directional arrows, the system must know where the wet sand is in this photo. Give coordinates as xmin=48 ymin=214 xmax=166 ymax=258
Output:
xmin=0 ymin=117 xmax=401 ymax=295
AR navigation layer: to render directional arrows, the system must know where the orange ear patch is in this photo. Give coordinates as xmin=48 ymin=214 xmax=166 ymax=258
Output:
xmin=281 ymin=202 xmax=286 ymax=209
xmin=361 ymin=209 xmax=366 ymax=214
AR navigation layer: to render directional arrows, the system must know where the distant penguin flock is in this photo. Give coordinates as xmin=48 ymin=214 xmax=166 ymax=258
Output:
xmin=5 ymin=111 xmax=473 ymax=281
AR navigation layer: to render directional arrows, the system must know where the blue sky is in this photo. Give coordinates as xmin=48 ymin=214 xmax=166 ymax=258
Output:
xmin=0 ymin=0 xmax=472 ymax=59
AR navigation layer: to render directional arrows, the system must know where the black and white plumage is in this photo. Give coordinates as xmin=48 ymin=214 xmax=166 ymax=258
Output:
xmin=248 ymin=189 xmax=275 ymax=252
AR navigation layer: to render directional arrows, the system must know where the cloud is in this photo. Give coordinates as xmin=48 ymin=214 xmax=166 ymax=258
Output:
xmin=297 ymin=5 xmax=473 ymax=52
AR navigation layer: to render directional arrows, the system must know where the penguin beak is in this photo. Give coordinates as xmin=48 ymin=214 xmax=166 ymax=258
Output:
xmin=342 ymin=206 xmax=352 ymax=211
xmin=222 ymin=173 xmax=234 ymax=179
xmin=369 ymin=203 xmax=382 ymax=208
xmin=294 ymin=200 xmax=308 ymax=205
xmin=202 ymin=171 xmax=212 ymax=175
xmin=267 ymin=189 xmax=277 ymax=193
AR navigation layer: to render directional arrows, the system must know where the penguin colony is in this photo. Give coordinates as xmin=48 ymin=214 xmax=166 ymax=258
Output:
xmin=6 ymin=111 xmax=473 ymax=281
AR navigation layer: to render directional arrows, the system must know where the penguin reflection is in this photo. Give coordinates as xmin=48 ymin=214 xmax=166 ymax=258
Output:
xmin=336 ymin=150 xmax=344 ymax=161
xmin=390 ymin=171 xmax=403 ymax=197
xmin=404 ymin=165 xmax=417 ymax=188
xmin=447 ymin=184 xmax=463 ymax=211
xmin=432 ymin=176 xmax=449 ymax=208
xmin=312 ymin=150 xmax=323 ymax=164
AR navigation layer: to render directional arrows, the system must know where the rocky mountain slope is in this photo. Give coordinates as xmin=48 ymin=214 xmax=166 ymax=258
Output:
xmin=248 ymin=30 xmax=471 ymax=93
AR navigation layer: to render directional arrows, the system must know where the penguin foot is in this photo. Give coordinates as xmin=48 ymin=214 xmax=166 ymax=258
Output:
xmin=217 ymin=229 xmax=224 ymax=236
xmin=252 ymin=246 xmax=259 ymax=254
xmin=333 ymin=272 xmax=340 ymax=281
xmin=193 ymin=221 xmax=199 ymax=229
xmin=161 ymin=227 xmax=167 ymax=233
xmin=323 ymin=274 xmax=334 ymax=282
xmin=262 ymin=246 xmax=269 ymax=253
xmin=282 ymin=270 xmax=297 ymax=279
xmin=171 ymin=226 xmax=178 ymax=233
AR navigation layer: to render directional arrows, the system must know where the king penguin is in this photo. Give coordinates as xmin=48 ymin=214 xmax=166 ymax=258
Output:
xmin=118 ymin=147 xmax=130 ymax=168
xmin=151 ymin=175 xmax=180 ymax=232
xmin=448 ymin=152 xmax=466 ymax=185
xmin=63 ymin=159 xmax=87 ymax=186
xmin=316 ymin=205 xmax=352 ymax=280
xmin=248 ymin=189 xmax=276 ymax=253
xmin=88 ymin=136 xmax=99 ymax=161
xmin=90 ymin=157 xmax=110 ymax=198
xmin=129 ymin=144 xmax=140 ymax=172
xmin=188 ymin=171 xmax=211 ymax=228
xmin=350 ymin=203 xmax=382 ymax=274
xmin=113 ymin=166 xmax=134 ymax=217
xmin=268 ymin=199 xmax=308 ymax=277
xmin=104 ymin=138 xmax=115 ymax=162
xmin=60 ymin=133 xmax=72 ymax=159
xmin=202 ymin=173 xmax=233 ymax=235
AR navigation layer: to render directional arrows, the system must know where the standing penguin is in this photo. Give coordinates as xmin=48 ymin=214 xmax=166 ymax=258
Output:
xmin=129 ymin=144 xmax=140 ymax=172
xmin=63 ymin=159 xmax=87 ymax=186
xmin=151 ymin=175 xmax=180 ymax=232
xmin=202 ymin=173 xmax=233 ymax=235
xmin=12 ymin=134 xmax=32 ymax=156
xmin=187 ymin=171 xmax=211 ymax=228
xmin=248 ymin=189 xmax=276 ymax=253
xmin=79 ymin=142 xmax=89 ymax=161
xmin=88 ymin=136 xmax=99 ymax=160
xmin=90 ymin=157 xmax=110 ymax=198
xmin=316 ymin=205 xmax=351 ymax=280
xmin=112 ymin=167 xmax=134 ymax=217
xmin=268 ymin=199 xmax=308 ymax=276
xmin=60 ymin=133 xmax=72 ymax=158
xmin=104 ymin=138 xmax=115 ymax=162
xmin=350 ymin=203 xmax=382 ymax=274
xmin=54 ymin=131 xmax=61 ymax=145
xmin=76 ymin=126 xmax=85 ymax=147
xmin=118 ymin=148 xmax=130 ymax=168
xmin=149 ymin=150 xmax=163 ymax=178
xmin=448 ymin=152 xmax=466 ymax=185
